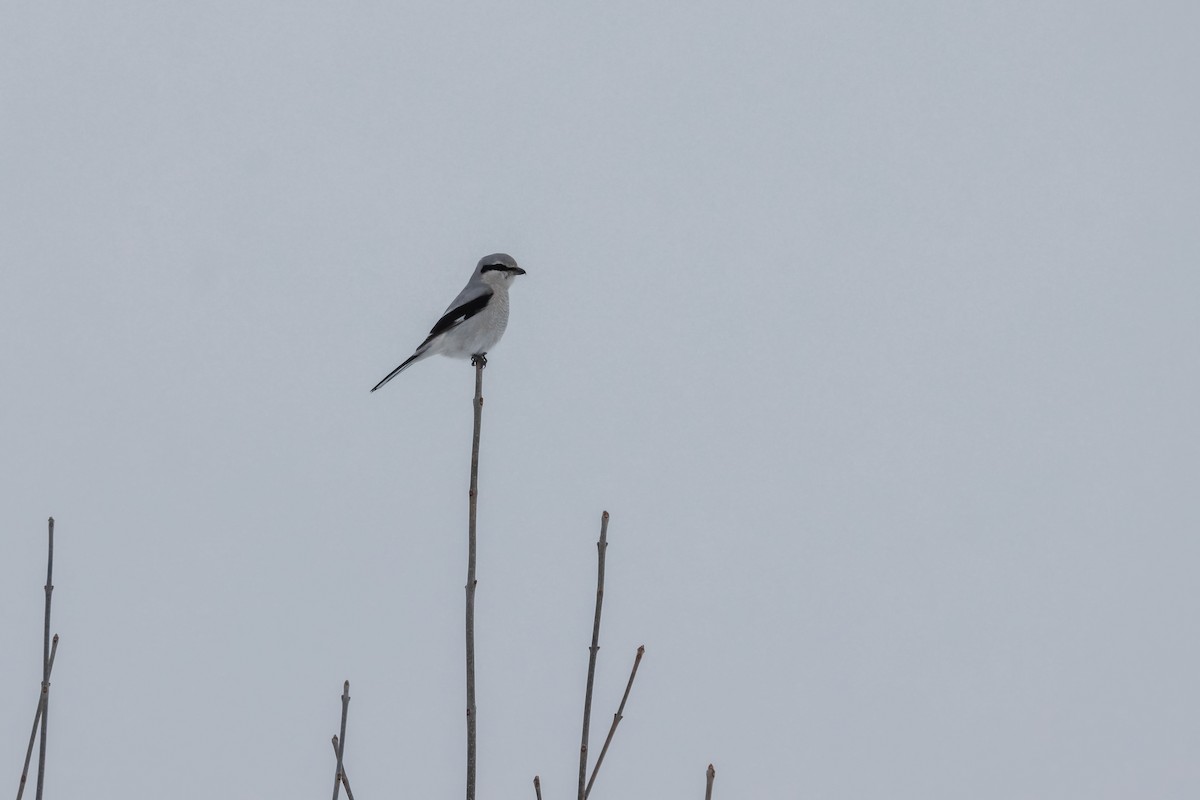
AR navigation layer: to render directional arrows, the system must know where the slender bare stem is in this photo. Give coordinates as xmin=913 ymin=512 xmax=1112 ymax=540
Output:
xmin=578 ymin=511 xmax=610 ymax=800
xmin=584 ymin=644 xmax=645 ymax=798
xmin=533 ymin=775 xmax=542 ymax=800
xmin=466 ymin=358 xmax=484 ymax=800
xmin=330 ymin=737 xmax=356 ymax=800
xmin=705 ymin=764 xmax=715 ymax=800
xmin=34 ymin=517 xmax=54 ymax=800
xmin=16 ymin=635 xmax=58 ymax=800
xmin=332 ymin=681 xmax=350 ymax=800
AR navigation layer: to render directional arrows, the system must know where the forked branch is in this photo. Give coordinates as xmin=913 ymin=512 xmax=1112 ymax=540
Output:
xmin=578 ymin=511 xmax=609 ymax=800
xmin=16 ymin=635 xmax=58 ymax=800
xmin=35 ymin=517 xmax=55 ymax=800
xmin=330 ymin=736 xmax=356 ymax=800
xmin=332 ymin=681 xmax=351 ymax=800
xmin=584 ymin=645 xmax=645 ymax=798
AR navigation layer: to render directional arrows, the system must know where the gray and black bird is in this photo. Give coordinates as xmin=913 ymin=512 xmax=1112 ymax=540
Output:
xmin=371 ymin=253 xmax=526 ymax=392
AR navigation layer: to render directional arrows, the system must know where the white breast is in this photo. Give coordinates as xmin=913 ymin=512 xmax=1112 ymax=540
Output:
xmin=441 ymin=289 xmax=510 ymax=358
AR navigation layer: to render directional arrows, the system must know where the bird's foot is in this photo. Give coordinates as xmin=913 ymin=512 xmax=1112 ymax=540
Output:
xmin=471 ymin=353 xmax=488 ymax=368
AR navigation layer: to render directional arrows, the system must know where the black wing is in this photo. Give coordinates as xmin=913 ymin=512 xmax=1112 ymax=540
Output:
xmin=419 ymin=291 xmax=492 ymax=347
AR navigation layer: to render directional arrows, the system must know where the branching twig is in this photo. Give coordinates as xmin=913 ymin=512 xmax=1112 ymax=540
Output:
xmin=584 ymin=644 xmax=645 ymax=798
xmin=533 ymin=775 xmax=542 ymax=800
xmin=578 ymin=511 xmax=610 ymax=800
xmin=705 ymin=764 xmax=715 ymax=800
xmin=466 ymin=358 xmax=485 ymax=800
xmin=16 ymin=635 xmax=58 ymax=800
xmin=35 ymin=517 xmax=54 ymax=800
xmin=332 ymin=681 xmax=350 ymax=800
xmin=330 ymin=737 xmax=356 ymax=800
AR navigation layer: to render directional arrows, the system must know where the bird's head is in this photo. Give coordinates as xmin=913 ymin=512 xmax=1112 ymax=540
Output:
xmin=477 ymin=253 xmax=526 ymax=288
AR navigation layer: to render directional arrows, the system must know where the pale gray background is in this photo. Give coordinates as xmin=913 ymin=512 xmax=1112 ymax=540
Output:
xmin=2 ymin=3 xmax=1198 ymax=798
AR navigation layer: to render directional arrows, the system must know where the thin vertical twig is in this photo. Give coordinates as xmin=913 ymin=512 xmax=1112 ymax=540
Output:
xmin=16 ymin=635 xmax=58 ymax=800
xmin=330 ymin=737 xmax=356 ymax=800
xmin=332 ymin=681 xmax=350 ymax=800
xmin=35 ymin=517 xmax=54 ymax=800
xmin=533 ymin=775 xmax=542 ymax=800
xmin=584 ymin=644 xmax=645 ymax=798
xmin=578 ymin=511 xmax=610 ymax=800
xmin=705 ymin=764 xmax=715 ymax=800
xmin=466 ymin=358 xmax=485 ymax=800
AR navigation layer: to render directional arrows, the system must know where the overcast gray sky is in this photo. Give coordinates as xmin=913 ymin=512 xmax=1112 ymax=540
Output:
xmin=2 ymin=3 xmax=1198 ymax=798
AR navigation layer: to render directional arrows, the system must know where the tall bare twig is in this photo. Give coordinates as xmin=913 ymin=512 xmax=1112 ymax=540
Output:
xmin=533 ymin=775 xmax=542 ymax=800
xmin=16 ymin=635 xmax=57 ymax=800
xmin=332 ymin=681 xmax=350 ymax=800
xmin=705 ymin=764 xmax=715 ymax=800
xmin=466 ymin=358 xmax=485 ymax=800
xmin=578 ymin=511 xmax=610 ymax=800
xmin=584 ymin=644 xmax=645 ymax=798
xmin=330 ymin=737 xmax=356 ymax=800
xmin=34 ymin=517 xmax=54 ymax=800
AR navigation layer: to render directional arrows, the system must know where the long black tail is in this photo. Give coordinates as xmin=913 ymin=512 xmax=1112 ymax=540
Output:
xmin=370 ymin=349 xmax=425 ymax=392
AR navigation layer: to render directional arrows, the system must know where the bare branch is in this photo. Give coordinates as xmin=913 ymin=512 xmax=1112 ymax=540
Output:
xmin=466 ymin=358 xmax=485 ymax=800
xmin=533 ymin=775 xmax=542 ymax=800
xmin=578 ymin=511 xmax=610 ymax=800
xmin=332 ymin=681 xmax=350 ymax=800
xmin=16 ymin=635 xmax=58 ymax=800
xmin=584 ymin=645 xmax=645 ymax=798
xmin=330 ymin=736 xmax=356 ymax=800
xmin=705 ymin=764 xmax=715 ymax=800
xmin=35 ymin=517 xmax=54 ymax=800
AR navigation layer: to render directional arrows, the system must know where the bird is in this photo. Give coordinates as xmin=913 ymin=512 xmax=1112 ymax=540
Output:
xmin=371 ymin=253 xmax=526 ymax=392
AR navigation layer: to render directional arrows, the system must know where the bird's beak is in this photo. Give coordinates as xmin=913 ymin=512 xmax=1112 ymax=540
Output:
xmin=511 ymin=266 xmax=527 ymax=275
